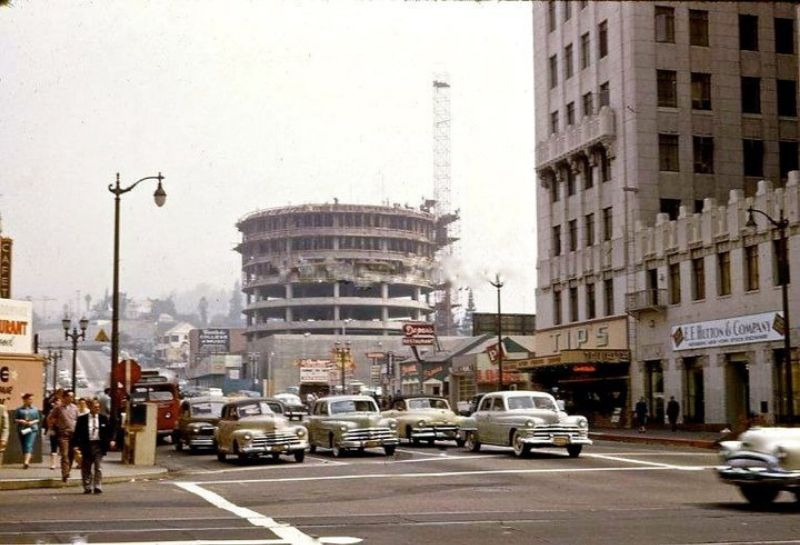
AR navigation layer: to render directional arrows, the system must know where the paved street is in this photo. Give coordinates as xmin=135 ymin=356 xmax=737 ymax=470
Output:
xmin=3 ymin=440 xmax=799 ymax=545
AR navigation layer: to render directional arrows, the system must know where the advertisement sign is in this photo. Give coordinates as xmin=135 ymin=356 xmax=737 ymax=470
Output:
xmin=197 ymin=329 xmax=230 ymax=355
xmin=534 ymin=317 xmax=628 ymax=358
xmin=671 ymin=312 xmax=785 ymax=351
xmin=472 ymin=312 xmax=536 ymax=336
xmin=0 ymin=353 xmax=44 ymax=464
xmin=0 ymin=299 xmax=32 ymax=354
xmin=0 ymin=237 xmax=11 ymax=298
xmin=299 ymin=359 xmax=334 ymax=383
xmin=402 ymin=321 xmax=435 ymax=346
xmin=560 ymin=349 xmax=631 ymax=364
xmin=485 ymin=341 xmax=508 ymax=364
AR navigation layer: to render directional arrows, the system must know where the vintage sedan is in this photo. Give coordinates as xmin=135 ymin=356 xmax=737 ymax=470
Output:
xmin=717 ymin=427 xmax=800 ymax=506
xmin=274 ymin=392 xmax=308 ymax=420
xmin=173 ymin=396 xmax=227 ymax=452
xmin=215 ymin=398 xmax=309 ymax=463
xmin=381 ymin=396 xmax=464 ymax=446
xmin=307 ymin=395 xmax=399 ymax=457
xmin=457 ymin=390 xmax=592 ymax=458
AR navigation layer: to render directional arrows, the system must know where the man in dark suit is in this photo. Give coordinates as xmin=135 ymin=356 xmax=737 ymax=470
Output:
xmin=73 ymin=399 xmax=115 ymax=494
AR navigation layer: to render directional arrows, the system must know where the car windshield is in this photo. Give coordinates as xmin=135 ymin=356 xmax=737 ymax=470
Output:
xmin=330 ymin=399 xmax=378 ymax=414
xmin=237 ymin=401 xmax=275 ymax=417
xmin=407 ymin=398 xmax=450 ymax=410
xmin=506 ymin=396 xmax=558 ymax=411
xmin=266 ymin=402 xmax=284 ymax=414
xmin=190 ymin=402 xmax=225 ymax=417
xmin=132 ymin=387 xmax=175 ymax=402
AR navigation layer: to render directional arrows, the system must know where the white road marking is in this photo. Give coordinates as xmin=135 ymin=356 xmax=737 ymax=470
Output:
xmin=190 ymin=462 xmax=340 ymax=475
xmin=585 ymin=453 xmax=712 ymax=470
xmin=175 ymin=481 xmax=362 ymax=545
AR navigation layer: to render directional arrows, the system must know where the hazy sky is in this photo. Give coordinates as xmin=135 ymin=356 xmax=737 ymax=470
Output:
xmin=1 ymin=0 xmax=535 ymax=321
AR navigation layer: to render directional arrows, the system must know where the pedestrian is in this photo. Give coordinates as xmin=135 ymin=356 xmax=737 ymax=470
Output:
xmin=97 ymin=388 xmax=112 ymax=417
xmin=14 ymin=393 xmax=41 ymax=469
xmin=634 ymin=397 xmax=648 ymax=433
xmin=0 ymin=397 xmax=9 ymax=467
xmin=666 ymin=396 xmax=680 ymax=432
xmin=45 ymin=395 xmax=63 ymax=469
xmin=50 ymin=390 xmax=78 ymax=482
xmin=73 ymin=399 xmax=115 ymax=494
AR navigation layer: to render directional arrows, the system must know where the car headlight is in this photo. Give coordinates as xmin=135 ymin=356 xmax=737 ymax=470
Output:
xmin=417 ymin=420 xmax=426 ymax=427
xmin=578 ymin=419 xmax=588 ymax=429
xmin=340 ymin=425 xmax=348 ymax=432
xmin=775 ymin=446 xmax=788 ymax=460
xmin=165 ymin=412 xmax=172 ymax=419
xmin=389 ymin=420 xmax=397 ymax=428
xmin=525 ymin=420 xmax=535 ymax=428
xmin=296 ymin=428 xmax=306 ymax=437
xmin=243 ymin=433 xmax=252 ymax=441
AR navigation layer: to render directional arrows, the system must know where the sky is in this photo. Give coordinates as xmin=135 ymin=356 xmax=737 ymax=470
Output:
xmin=0 ymin=0 xmax=536 ymax=322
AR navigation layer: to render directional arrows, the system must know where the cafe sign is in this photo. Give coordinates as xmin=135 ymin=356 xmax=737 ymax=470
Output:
xmin=0 ymin=299 xmax=32 ymax=354
xmin=671 ymin=311 xmax=784 ymax=351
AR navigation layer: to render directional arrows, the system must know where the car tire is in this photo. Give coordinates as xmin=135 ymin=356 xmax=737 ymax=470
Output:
xmin=331 ymin=437 xmax=345 ymax=458
xmin=465 ymin=432 xmax=481 ymax=453
xmin=566 ymin=445 xmax=583 ymax=458
xmin=234 ymin=442 xmax=248 ymax=464
xmin=455 ymin=437 xmax=466 ymax=448
xmin=294 ymin=450 xmax=306 ymax=463
xmin=512 ymin=431 xmax=530 ymax=458
xmin=217 ymin=450 xmax=227 ymax=463
xmin=740 ymin=485 xmax=780 ymax=507
xmin=384 ymin=445 xmax=396 ymax=456
xmin=309 ymin=442 xmax=317 ymax=454
xmin=174 ymin=435 xmax=183 ymax=452
xmin=270 ymin=453 xmax=281 ymax=461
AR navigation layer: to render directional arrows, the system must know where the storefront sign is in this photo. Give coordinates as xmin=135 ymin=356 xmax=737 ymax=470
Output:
xmin=485 ymin=341 xmax=507 ymax=363
xmin=534 ymin=317 xmax=627 ymax=358
xmin=0 ymin=354 xmax=43 ymax=409
xmin=402 ymin=321 xmax=435 ymax=346
xmin=560 ymin=349 xmax=630 ymax=364
xmin=299 ymin=359 xmax=334 ymax=383
xmin=421 ymin=363 xmax=446 ymax=382
xmin=0 ymin=237 xmax=12 ymax=298
xmin=400 ymin=362 xmax=419 ymax=381
xmin=0 ymin=299 xmax=32 ymax=354
xmin=671 ymin=312 xmax=785 ymax=351
xmin=197 ymin=329 xmax=230 ymax=355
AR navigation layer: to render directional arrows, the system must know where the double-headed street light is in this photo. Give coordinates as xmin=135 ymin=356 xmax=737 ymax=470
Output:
xmin=746 ymin=206 xmax=794 ymax=422
xmin=334 ymin=340 xmax=351 ymax=393
xmin=62 ymin=316 xmax=88 ymax=393
xmin=108 ymin=172 xmax=166 ymax=424
xmin=489 ymin=274 xmax=505 ymax=391
xmin=46 ymin=348 xmax=64 ymax=391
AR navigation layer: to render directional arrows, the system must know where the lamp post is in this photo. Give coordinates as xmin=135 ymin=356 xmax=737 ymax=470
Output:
xmin=334 ymin=340 xmax=351 ymax=393
xmin=746 ymin=206 xmax=793 ymax=422
xmin=108 ymin=172 xmax=166 ymax=424
xmin=46 ymin=348 xmax=63 ymax=392
xmin=62 ymin=316 xmax=88 ymax=393
xmin=489 ymin=274 xmax=505 ymax=391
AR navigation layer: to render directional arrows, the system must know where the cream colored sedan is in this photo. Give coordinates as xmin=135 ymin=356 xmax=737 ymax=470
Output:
xmin=381 ymin=396 xmax=464 ymax=446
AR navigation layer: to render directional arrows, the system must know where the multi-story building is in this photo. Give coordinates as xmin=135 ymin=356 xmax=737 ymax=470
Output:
xmin=533 ymin=1 xmax=799 ymax=427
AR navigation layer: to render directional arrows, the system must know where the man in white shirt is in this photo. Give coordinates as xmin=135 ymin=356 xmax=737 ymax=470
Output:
xmin=74 ymin=399 xmax=115 ymax=494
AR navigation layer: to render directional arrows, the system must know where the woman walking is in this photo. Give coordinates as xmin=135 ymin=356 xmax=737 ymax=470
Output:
xmin=14 ymin=393 xmax=41 ymax=469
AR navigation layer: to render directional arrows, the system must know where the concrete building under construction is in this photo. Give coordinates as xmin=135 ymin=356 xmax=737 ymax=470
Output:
xmin=236 ymin=201 xmax=456 ymax=340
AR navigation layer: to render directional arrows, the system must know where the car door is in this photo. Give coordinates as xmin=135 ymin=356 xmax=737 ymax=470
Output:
xmin=216 ymin=406 xmax=231 ymax=451
xmin=307 ymin=401 xmax=323 ymax=446
xmin=473 ymin=395 xmax=495 ymax=444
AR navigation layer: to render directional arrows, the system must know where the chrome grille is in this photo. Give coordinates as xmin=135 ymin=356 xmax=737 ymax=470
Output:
xmin=251 ymin=431 xmax=303 ymax=448
xmin=532 ymin=425 xmax=584 ymax=438
xmin=343 ymin=427 xmax=396 ymax=441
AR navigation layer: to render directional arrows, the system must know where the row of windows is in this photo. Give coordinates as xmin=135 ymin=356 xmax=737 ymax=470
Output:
xmin=550 ymin=83 xmax=610 ymax=134
xmin=244 ymin=213 xmax=434 ymax=236
xmin=553 ymin=278 xmax=614 ymax=325
xmin=549 ymin=153 xmax=611 ymax=202
xmin=249 ymin=236 xmax=433 ymax=255
xmin=657 ymin=71 xmax=798 ymax=117
xmin=552 ymin=208 xmax=613 ymax=256
xmin=547 ymin=1 xmax=589 ymax=33
xmin=548 ymin=21 xmax=607 ymax=89
xmin=655 ymin=6 xmax=794 ymax=54
xmin=658 ymin=134 xmax=799 ymax=178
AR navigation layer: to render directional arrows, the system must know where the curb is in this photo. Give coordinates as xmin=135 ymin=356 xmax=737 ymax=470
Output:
xmin=0 ymin=468 xmax=169 ymax=491
xmin=590 ymin=432 xmax=717 ymax=450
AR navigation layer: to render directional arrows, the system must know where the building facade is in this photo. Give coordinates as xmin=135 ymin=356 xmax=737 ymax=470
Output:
xmin=533 ymin=1 xmax=800 ymax=427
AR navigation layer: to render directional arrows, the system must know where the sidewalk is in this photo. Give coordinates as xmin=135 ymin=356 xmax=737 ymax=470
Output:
xmin=0 ymin=452 xmax=169 ymax=491
xmin=591 ymin=427 xmax=724 ymax=450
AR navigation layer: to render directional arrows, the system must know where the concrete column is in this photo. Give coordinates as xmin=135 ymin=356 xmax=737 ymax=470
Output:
xmin=334 ymin=282 xmax=340 ymax=298
xmin=381 ymin=283 xmax=389 ymax=299
xmin=414 ymin=287 xmax=421 ymax=302
xmin=285 ymin=283 xmax=293 ymax=299
xmin=381 ymin=306 xmax=389 ymax=322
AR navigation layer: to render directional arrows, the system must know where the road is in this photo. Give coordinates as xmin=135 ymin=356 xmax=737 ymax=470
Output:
xmin=47 ymin=349 xmax=109 ymax=397
xmin=3 ymin=440 xmax=799 ymax=545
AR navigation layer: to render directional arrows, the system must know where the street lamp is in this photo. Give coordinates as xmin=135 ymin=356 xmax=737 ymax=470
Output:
xmin=108 ymin=172 xmax=165 ymax=425
xmin=746 ymin=206 xmax=794 ymax=422
xmin=489 ymin=274 xmax=504 ymax=391
xmin=62 ymin=316 xmax=88 ymax=393
xmin=46 ymin=348 xmax=63 ymax=392
xmin=334 ymin=340 xmax=351 ymax=393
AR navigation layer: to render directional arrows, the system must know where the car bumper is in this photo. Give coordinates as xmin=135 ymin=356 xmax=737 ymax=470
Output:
xmin=187 ymin=436 xmax=216 ymax=448
xmin=717 ymin=465 xmax=800 ymax=487
xmin=520 ymin=436 xmax=593 ymax=447
xmin=411 ymin=427 xmax=459 ymax=440
xmin=240 ymin=440 xmax=309 ymax=455
xmin=341 ymin=438 xmax=400 ymax=449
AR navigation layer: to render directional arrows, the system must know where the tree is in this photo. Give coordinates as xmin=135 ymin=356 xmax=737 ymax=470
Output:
xmin=228 ymin=281 xmax=243 ymax=326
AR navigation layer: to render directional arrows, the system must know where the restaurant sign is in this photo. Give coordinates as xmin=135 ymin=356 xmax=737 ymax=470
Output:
xmin=671 ymin=311 xmax=784 ymax=351
xmin=534 ymin=317 xmax=627 ymax=358
xmin=0 ymin=299 xmax=32 ymax=354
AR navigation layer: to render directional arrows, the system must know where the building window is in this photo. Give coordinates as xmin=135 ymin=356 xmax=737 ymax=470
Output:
xmin=566 ymin=102 xmax=575 ymax=126
xmin=553 ymin=289 xmax=562 ymax=325
xmin=745 ymin=245 xmax=759 ymax=291
xmin=585 ymin=213 xmax=595 ymax=247
xmin=743 ymin=139 xmax=764 ymax=177
xmin=599 ymin=82 xmax=610 ymax=107
xmin=604 ymin=278 xmax=614 ymax=316
xmin=741 ymin=77 xmax=761 ymax=114
xmin=603 ymin=206 xmax=613 ymax=241
xmin=580 ymin=1 xmax=587 ymax=9
xmin=580 ymin=32 xmax=590 ymax=69
xmin=779 ymin=141 xmax=799 ymax=179
xmin=600 ymin=152 xmax=611 ymax=182
xmin=568 ymin=219 xmax=578 ymax=251
xmin=550 ymin=111 xmax=559 ymax=135
xmin=691 ymin=257 xmax=705 ymax=300
xmin=660 ymin=198 xmax=681 ymax=221
xmin=552 ymin=225 xmax=562 ymax=256
xmin=583 ymin=92 xmax=593 ymax=117
xmin=569 ymin=287 xmax=578 ymax=322
xmin=739 ymin=14 xmax=758 ymax=51
xmin=563 ymin=1 xmax=571 ymax=21
xmin=598 ymin=20 xmax=608 ymax=58
xmin=586 ymin=282 xmax=596 ymax=320
xmin=548 ymin=1 xmax=556 ymax=33
xmin=718 ymin=252 xmax=731 ymax=296
xmin=777 ymin=80 xmax=797 ymax=117
xmin=669 ymin=263 xmax=681 ymax=304
xmin=566 ymin=168 xmax=575 ymax=196
xmin=775 ymin=18 xmax=795 ymax=54
xmin=689 ymin=10 xmax=709 ymax=46
xmin=693 ymin=136 xmax=714 ymax=174
xmin=564 ymin=44 xmax=574 ymax=79
xmin=773 ymin=239 xmax=791 ymax=286
xmin=659 ymin=134 xmax=679 ymax=172
xmin=691 ymin=73 xmax=711 ymax=110
xmin=655 ymin=6 xmax=675 ymax=43
xmin=657 ymin=70 xmax=677 ymax=108
xmin=551 ymin=178 xmax=560 ymax=202
xmin=549 ymin=55 xmax=558 ymax=89
xmin=584 ymin=160 xmax=594 ymax=189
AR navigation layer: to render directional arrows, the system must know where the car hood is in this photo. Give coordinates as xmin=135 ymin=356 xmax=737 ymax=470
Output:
xmin=187 ymin=418 xmax=219 ymax=426
xmin=330 ymin=412 xmax=385 ymax=428
xmin=237 ymin=416 xmax=292 ymax=432
xmin=395 ymin=409 xmax=458 ymax=422
xmin=500 ymin=409 xmax=562 ymax=425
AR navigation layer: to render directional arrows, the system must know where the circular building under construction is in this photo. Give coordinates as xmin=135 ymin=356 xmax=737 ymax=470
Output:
xmin=236 ymin=202 xmax=455 ymax=340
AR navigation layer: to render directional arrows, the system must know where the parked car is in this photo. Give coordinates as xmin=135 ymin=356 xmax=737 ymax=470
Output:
xmin=307 ymin=395 xmax=399 ymax=457
xmin=381 ymin=396 xmax=464 ymax=446
xmin=717 ymin=427 xmax=800 ymax=506
xmin=173 ymin=396 xmax=227 ymax=452
xmin=215 ymin=398 xmax=308 ymax=463
xmin=274 ymin=393 xmax=308 ymax=420
xmin=457 ymin=390 xmax=592 ymax=458
xmin=458 ymin=394 xmax=486 ymax=416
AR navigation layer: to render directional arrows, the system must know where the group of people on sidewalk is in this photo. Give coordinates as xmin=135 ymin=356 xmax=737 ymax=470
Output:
xmin=0 ymin=390 xmax=115 ymax=494
xmin=634 ymin=396 xmax=681 ymax=433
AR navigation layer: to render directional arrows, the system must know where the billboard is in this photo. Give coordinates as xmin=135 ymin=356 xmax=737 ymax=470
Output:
xmin=402 ymin=321 xmax=435 ymax=346
xmin=299 ymin=359 xmax=334 ymax=383
xmin=0 ymin=299 xmax=32 ymax=354
xmin=472 ymin=313 xmax=536 ymax=336
xmin=671 ymin=312 xmax=784 ymax=351
xmin=197 ymin=329 xmax=230 ymax=355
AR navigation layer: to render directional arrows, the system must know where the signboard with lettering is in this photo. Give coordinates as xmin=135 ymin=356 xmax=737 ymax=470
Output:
xmin=402 ymin=321 xmax=435 ymax=346
xmin=485 ymin=341 xmax=508 ymax=364
xmin=472 ymin=313 xmax=536 ymax=336
xmin=299 ymin=359 xmax=335 ymax=383
xmin=534 ymin=317 xmax=628 ymax=358
xmin=560 ymin=349 xmax=631 ymax=364
xmin=0 ymin=237 xmax=12 ymax=299
xmin=0 ymin=299 xmax=32 ymax=354
xmin=671 ymin=312 xmax=784 ymax=351
xmin=197 ymin=329 xmax=230 ymax=355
